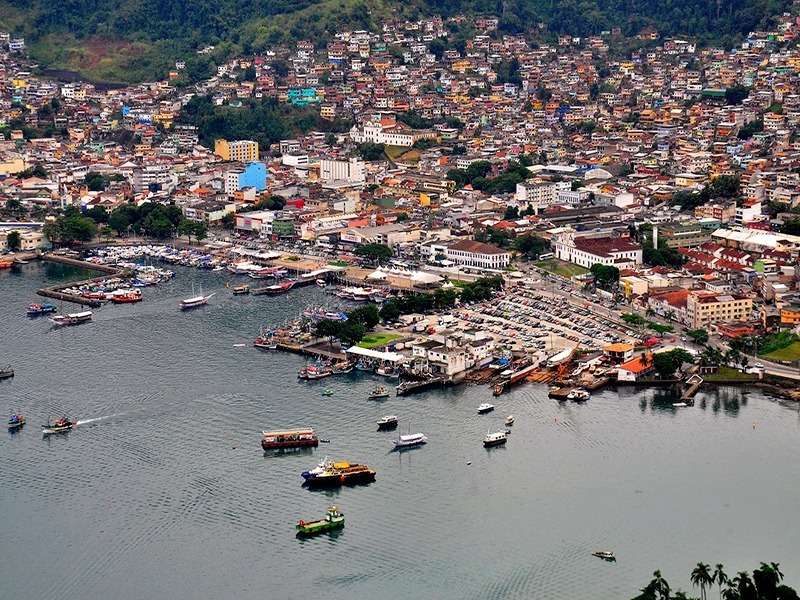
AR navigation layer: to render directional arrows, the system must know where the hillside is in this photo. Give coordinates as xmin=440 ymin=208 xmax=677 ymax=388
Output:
xmin=0 ymin=0 xmax=791 ymax=82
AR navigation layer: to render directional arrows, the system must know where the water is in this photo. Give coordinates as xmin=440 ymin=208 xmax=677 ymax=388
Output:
xmin=2 ymin=262 xmax=800 ymax=599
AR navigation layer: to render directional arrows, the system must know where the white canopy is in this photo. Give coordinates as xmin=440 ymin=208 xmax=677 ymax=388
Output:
xmin=367 ymin=269 xmax=389 ymax=280
xmin=345 ymin=346 xmax=406 ymax=363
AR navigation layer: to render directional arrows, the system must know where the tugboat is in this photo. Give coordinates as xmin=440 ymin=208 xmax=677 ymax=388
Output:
xmin=376 ymin=415 xmax=398 ymax=430
xmin=368 ymin=387 xmax=390 ymax=399
xmin=477 ymin=403 xmax=495 ymax=414
xmin=591 ymin=550 xmax=616 ymax=561
xmin=42 ymin=416 xmax=77 ymax=434
xmin=301 ymin=461 xmax=376 ymax=488
xmin=0 ymin=365 xmax=14 ymax=380
xmin=296 ymin=506 xmax=344 ymax=536
xmin=483 ymin=430 xmax=508 ymax=447
xmin=8 ymin=413 xmax=25 ymax=429
xmin=26 ymin=302 xmax=58 ymax=316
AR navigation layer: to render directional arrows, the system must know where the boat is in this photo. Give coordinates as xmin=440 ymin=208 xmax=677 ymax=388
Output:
xmin=110 ymin=290 xmax=142 ymax=304
xmin=376 ymin=415 xmax=398 ymax=430
xmin=26 ymin=302 xmax=58 ymax=316
xmin=262 ymin=281 xmax=295 ymax=295
xmin=0 ymin=259 xmax=14 ymax=268
xmin=478 ymin=403 xmax=495 ymax=414
xmin=49 ymin=310 xmax=93 ymax=326
xmin=296 ymin=506 xmax=345 ymax=536
xmin=483 ymin=430 xmax=508 ymax=447
xmin=321 ymin=389 xmax=334 ymax=396
xmin=302 ymin=461 xmax=376 ymax=488
xmin=567 ymin=389 xmax=590 ymax=402
xmin=316 ymin=279 xmax=327 ymax=288
xmin=492 ymin=384 xmax=504 ymax=396
xmin=0 ymin=365 xmax=14 ymax=379
xmin=42 ymin=416 xmax=77 ymax=434
xmin=592 ymin=551 xmax=616 ymax=561
xmin=332 ymin=363 xmax=353 ymax=374
xmin=181 ymin=283 xmax=215 ymax=309
xmin=355 ymin=363 xmax=371 ymax=371
xmin=261 ymin=428 xmax=319 ymax=450
xmin=254 ymin=332 xmax=278 ymax=350
xmin=672 ymin=401 xmax=688 ymax=407
xmin=305 ymin=365 xmax=332 ymax=380
xmin=368 ymin=387 xmax=390 ymax=399
xmin=301 ymin=456 xmax=333 ymax=479
xmin=505 ymin=415 xmax=515 ymax=426
xmin=232 ymin=285 xmax=250 ymax=295
xmin=8 ymin=413 xmax=25 ymax=429
xmin=376 ymin=366 xmax=398 ymax=378
xmin=393 ymin=430 xmax=427 ymax=448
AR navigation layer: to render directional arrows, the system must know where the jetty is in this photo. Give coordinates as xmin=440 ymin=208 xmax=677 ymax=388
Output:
xmin=36 ymin=253 xmax=131 ymax=307
xmin=681 ymin=373 xmax=704 ymax=402
xmin=396 ymin=376 xmax=449 ymax=396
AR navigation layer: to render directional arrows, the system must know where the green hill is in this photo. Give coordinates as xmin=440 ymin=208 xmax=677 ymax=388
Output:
xmin=0 ymin=0 xmax=791 ymax=83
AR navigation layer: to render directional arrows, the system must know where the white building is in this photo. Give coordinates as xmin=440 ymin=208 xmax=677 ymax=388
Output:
xmin=350 ymin=119 xmax=437 ymax=147
xmin=319 ymin=157 xmax=365 ymax=183
xmin=438 ymin=239 xmax=511 ymax=269
xmin=515 ymin=181 xmax=569 ymax=212
xmin=553 ymin=229 xmax=642 ymax=268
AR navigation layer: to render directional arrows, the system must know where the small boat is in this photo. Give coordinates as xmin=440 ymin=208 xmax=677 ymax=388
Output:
xmin=305 ymin=366 xmax=332 ymax=380
xmin=261 ymin=428 xmax=319 ymax=450
xmin=478 ymin=403 xmax=495 ymax=414
xmin=567 ymin=389 xmax=590 ymax=402
xmin=376 ymin=415 xmax=398 ymax=430
xmin=672 ymin=402 xmax=688 ymax=407
xmin=302 ymin=461 xmax=376 ymax=488
xmin=49 ymin=311 xmax=92 ymax=326
xmin=332 ymin=363 xmax=353 ymax=374
xmin=505 ymin=415 xmax=515 ymax=426
xmin=26 ymin=302 xmax=58 ymax=316
xmin=321 ymin=389 xmax=334 ymax=396
xmin=42 ymin=416 xmax=77 ymax=434
xmin=592 ymin=550 xmax=616 ymax=561
xmin=0 ymin=365 xmax=14 ymax=380
xmin=262 ymin=281 xmax=295 ymax=295
xmin=316 ymin=279 xmax=327 ymax=288
xmin=355 ymin=363 xmax=371 ymax=371
xmin=232 ymin=285 xmax=250 ymax=295
xmin=393 ymin=432 xmax=427 ymax=448
xmin=8 ymin=413 xmax=25 ymax=429
xmin=376 ymin=366 xmax=398 ymax=378
xmin=483 ymin=430 xmax=508 ymax=447
xmin=492 ymin=384 xmax=504 ymax=396
xmin=368 ymin=387 xmax=390 ymax=399
xmin=296 ymin=506 xmax=344 ymax=536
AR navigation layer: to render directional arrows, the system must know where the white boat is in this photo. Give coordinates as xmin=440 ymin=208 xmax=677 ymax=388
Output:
xmin=49 ymin=310 xmax=93 ymax=326
xmin=316 ymin=279 xmax=327 ymax=287
xmin=376 ymin=415 xmax=398 ymax=429
xmin=505 ymin=415 xmax=515 ymax=426
xmin=181 ymin=283 xmax=215 ymax=309
xmin=567 ymin=389 xmax=590 ymax=402
xmin=477 ymin=403 xmax=495 ymax=414
xmin=483 ymin=430 xmax=508 ymax=447
xmin=592 ymin=550 xmax=616 ymax=560
xmin=393 ymin=432 xmax=427 ymax=448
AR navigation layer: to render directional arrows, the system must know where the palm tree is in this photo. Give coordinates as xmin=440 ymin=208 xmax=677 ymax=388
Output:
xmin=732 ymin=571 xmax=756 ymax=600
xmin=665 ymin=309 xmax=676 ymax=323
xmin=646 ymin=307 xmax=656 ymax=318
xmin=692 ymin=562 xmax=713 ymax=600
xmin=713 ymin=564 xmax=728 ymax=600
xmin=640 ymin=352 xmax=652 ymax=368
xmin=770 ymin=562 xmax=783 ymax=583
xmin=650 ymin=570 xmax=671 ymax=600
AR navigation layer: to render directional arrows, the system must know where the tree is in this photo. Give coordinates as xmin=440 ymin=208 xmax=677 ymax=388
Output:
xmin=714 ymin=564 xmax=729 ymax=600
xmin=590 ymin=263 xmax=620 ymax=290
xmin=108 ymin=209 xmax=132 ymax=235
xmin=347 ymin=304 xmax=380 ymax=329
xmin=648 ymin=322 xmax=675 ymax=337
xmin=653 ymin=352 xmax=680 ymax=379
xmin=4 ymin=198 xmax=22 ymax=217
xmin=379 ymin=301 xmax=401 ymax=322
xmin=6 ymin=230 xmax=21 ymax=251
xmin=354 ymin=243 xmax=392 ymax=264
xmin=692 ymin=562 xmax=714 ymax=600
xmin=732 ymin=572 xmax=757 ymax=600
xmin=100 ymin=226 xmax=114 ymax=242
xmin=622 ymin=313 xmax=647 ymax=326
xmin=339 ymin=321 xmax=366 ymax=346
xmin=688 ymin=329 xmax=710 ymax=345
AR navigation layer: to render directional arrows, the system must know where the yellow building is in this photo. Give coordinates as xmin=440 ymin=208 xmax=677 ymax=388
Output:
xmin=686 ymin=292 xmax=753 ymax=329
xmin=214 ymin=139 xmax=259 ymax=162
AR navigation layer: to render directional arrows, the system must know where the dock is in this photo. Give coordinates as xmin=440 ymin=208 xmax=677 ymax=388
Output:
xmin=396 ymin=377 xmax=450 ymax=396
xmin=681 ymin=373 xmax=704 ymax=402
xmin=36 ymin=253 xmax=131 ymax=307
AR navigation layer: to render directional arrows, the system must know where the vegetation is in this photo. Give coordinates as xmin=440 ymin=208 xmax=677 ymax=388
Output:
xmin=632 ymin=561 xmax=796 ymax=600
xmin=357 ymin=333 xmax=402 ymax=349
xmin=651 ymin=348 xmax=694 ymax=379
xmin=534 ymin=260 xmax=589 ymax=279
xmin=648 ymin=322 xmax=675 ymax=337
xmin=354 ymin=243 xmax=393 ymax=263
xmin=701 ymin=365 xmax=759 ymax=382
xmin=512 ymin=233 xmax=548 ymax=260
xmin=378 ymin=276 xmax=503 ymax=320
xmin=622 ymin=313 xmax=647 ymax=326
xmin=687 ymin=329 xmax=710 ymax=345
xmin=6 ymin=230 xmax=21 ymax=252
xmin=589 ymin=263 xmax=620 ymax=290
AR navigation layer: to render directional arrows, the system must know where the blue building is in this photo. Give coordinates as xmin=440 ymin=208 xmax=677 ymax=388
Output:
xmin=226 ymin=162 xmax=268 ymax=195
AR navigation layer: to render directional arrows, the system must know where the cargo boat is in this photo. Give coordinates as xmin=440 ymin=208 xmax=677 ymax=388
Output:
xmin=296 ymin=506 xmax=344 ymax=536
xmin=302 ymin=460 xmax=376 ymax=488
xmin=261 ymin=428 xmax=319 ymax=450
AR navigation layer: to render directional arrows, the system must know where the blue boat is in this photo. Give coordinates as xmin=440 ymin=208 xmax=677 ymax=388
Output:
xmin=26 ymin=302 xmax=58 ymax=316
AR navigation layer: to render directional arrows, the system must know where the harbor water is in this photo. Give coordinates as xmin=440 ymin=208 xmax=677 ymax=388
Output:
xmin=2 ymin=262 xmax=800 ymax=599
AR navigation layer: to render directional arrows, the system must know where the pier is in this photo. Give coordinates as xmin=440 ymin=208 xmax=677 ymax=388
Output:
xmin=36 ymin=253 xmax=131 ymax=307
xmin=681 ymin=373 xmax=704 ymax=402
xmin=396 ymin=377 xmax=450 ymax=396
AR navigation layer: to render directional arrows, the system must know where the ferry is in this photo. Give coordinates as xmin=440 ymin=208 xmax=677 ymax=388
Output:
xmin=26 ymin=302 xmax=58 ymax=316
xmin=483 ymin=430 xmax=508 ymax=448
xmin=368 ymin=387 xmax=390 ymax=399
xmin=261 ymin=428 xmax=319 ymax=450
xmin=8 ymin=413 xmax=25 ymax=429
xmin=296 ymin=506 xmax=344 ymax=536
xmin=42 ymin=417 xmax=77 ymax=434
xmin=49 ymin=311 xmax=93 ymax=326
xmin=302 ymin=461 xmax=376 ymax=488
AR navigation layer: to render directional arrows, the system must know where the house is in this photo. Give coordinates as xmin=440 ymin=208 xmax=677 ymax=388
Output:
xmin=603 ymin=343 xmax=635 ymax=362
xmin=617 ymin=353 xmax=654 ymax=381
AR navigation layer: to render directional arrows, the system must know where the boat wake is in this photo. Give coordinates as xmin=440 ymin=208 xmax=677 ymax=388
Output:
xmin=75 ymin=414 xmax=119 ymax=426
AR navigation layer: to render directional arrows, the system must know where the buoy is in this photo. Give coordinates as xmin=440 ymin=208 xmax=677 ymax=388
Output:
xmin=554 ymin=415 xmax=558 ymax=422
xmin=226 ymin=282 xmax=229 ymax=288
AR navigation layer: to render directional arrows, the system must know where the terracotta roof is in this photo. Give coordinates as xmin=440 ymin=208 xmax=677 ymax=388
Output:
xmin=619 ymin=353 xmax=653 ymax=374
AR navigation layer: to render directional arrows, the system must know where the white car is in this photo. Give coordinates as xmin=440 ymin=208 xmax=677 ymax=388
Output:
xmin=755 ymin=362 xmax=764 ymax=369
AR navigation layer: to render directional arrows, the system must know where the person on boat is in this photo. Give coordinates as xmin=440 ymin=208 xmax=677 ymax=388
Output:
xmin=299 ymin=520 xmax=305 ymax=527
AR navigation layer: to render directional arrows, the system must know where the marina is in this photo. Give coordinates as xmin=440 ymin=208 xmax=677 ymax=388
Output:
xmin=2 ymin=262 xmax=800 ymax=600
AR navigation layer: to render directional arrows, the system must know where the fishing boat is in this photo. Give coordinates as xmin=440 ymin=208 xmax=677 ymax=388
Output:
xmin=296 ymin=506 xmax=344 ymax=536
xmin=181 ymin=283 xmax=215 ymax=309
xmin=332 ymin=363 xmax=353 ymax=375
xmin=26 ymin=302 xmax=58 ymax=316
xmin=505 ymin=415 xmax=515 ymax=426
xmin=0 ymin=365 xmax=14 ymax=379
xmin=483 ymin=430 xmax=508 ymax=447
xmin=592 ymin=550 xmax=616 ymax=561
xmin=321 ymin=389 xmax=334 ymax=396
xmin=376 ymin=415 xmax=398 ymax=430
xmin=376 ymin=366 xmax=398 ymax=378
xmin=42 ymin=416 xmax=77 ymax=434
xmin=368 ymin=387 xmax=390 ymax=399
xmin=305 ymin=365 xmax=332 ymax=380
xmin=477 ymin=403 xmax=495 ymax=414
xmin=261 ymin=428 xmax=319 ymax=450
xmin=302 ymin=461 xmax=376 ymax=488
xmin=110 ymin=290 xmax=142 ymax=304
xmin=8 ymin=413 xmax=25 ymax=429
xmin=232 ymin=284 xmax=250 ymax=295
xmin=49 ymin=310 xmax=93 ymax=326
xmin=253 ymin=330 xmax=278 ymax=350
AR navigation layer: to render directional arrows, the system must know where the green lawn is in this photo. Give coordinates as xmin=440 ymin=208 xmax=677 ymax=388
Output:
xmin=357 ymin=333 xmax=402 ymax=349
xmin=702 ymin=366 xmax=759 ymax=382
xmin=534 ymin=260 xmax=590 ymax=279
xmin=384 ymin=145 xmax=407 ymax=160
xmin=762 ymin=342 xmax=800 ymax=362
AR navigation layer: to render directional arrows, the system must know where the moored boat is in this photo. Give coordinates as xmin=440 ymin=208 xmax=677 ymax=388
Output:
xmin=376 ymin=415 xmax=398 ymax=430
xmin=567 ymin=389 xmax=590 ymax=402
xmin=26 ymin=302 xmax=58 ymax=316
xmin=368 ymin=387 xmax=390 ymax=399
xmin=8 ymin=413 xmax=25 ymax=429
xmin=262 ymin=281 xmax=295 ymax=295
xmin=316 ymin=279 xmax=327 ymax=288
xmin=505 ymin=415 xmax=515 ymax=426
xmin=232 ymin=284 xmax=250 ymax=295
xmin=42 ymin=416 xmax=77 ymax=434
xmin=483 ymin=430 xmax=508 ymax=447
xmin=302 ymin=461 xmax=376 ymax=488
xmin=393 ymin=432 xmax=427 ymax=448
xmin=296 ymin=506 xmax=344 ymax=536
xmin=0 ymin=365 xmax=14 ymax=379
xmin=478 ymin=403 xmax=495 ymax=414
xmin=110 ymin=290 xmax=142 ymax=304
xmin=492 ymin=384 xmax=504 ymax=396
xmin=261 ymin=428 xmax=319 ymax=450
xmin=49 ymin=311 xmax=92 ymax=326
xmin=305 ymin=365 xmax=332 ymax=380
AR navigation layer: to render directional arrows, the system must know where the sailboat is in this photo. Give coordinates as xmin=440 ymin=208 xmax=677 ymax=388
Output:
xmin=181 ymin=282 xmax=215 ymax=310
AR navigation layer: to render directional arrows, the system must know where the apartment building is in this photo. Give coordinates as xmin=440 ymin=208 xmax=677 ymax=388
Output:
xmin=214 ymin=139 xmax=259 ymax=162
xmin=686 ymin=292 xmax=753 ymax=328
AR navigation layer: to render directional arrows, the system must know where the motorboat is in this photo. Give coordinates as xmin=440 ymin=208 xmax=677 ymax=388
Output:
xmin=26 ymin=302 xmax=58 ymax=316
xmin=477 ymin=403 xmax=495 ymax=414
xmin=483 ymin=430 xmax=508 ymax=447
xmin=376 ymin=415 xmax=398 ymax=430
xmin=0 ymin=365 xmax=14 ymax=380
xmin=232 ymin=285 xmax=250 ymax=295
xmin=42 ymin=417 xmax=77 ymax=434
xmin=49 ymin=311 xmax=93 ymax=326
xmin=321 ymin=389 xmax=334 ymax=396
xmin=110 ymin=290 xmax=142 ymax=303
xmin=368 ymin=387 xmax=390 ymax=399
xmin=592 ymin=551 xmax=616 ymax=561
xmin=316 ymin=279 xmax=327 ymax=287
xmin=296 ymin=506 xmax=344 ymax=536
xmin=8 ymin=413 xmax=25 ymax=429
xmin=505 ymin=415 xmax=515 ymax=426
xmin=567 ymin=389 xmax=590 ymax=402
